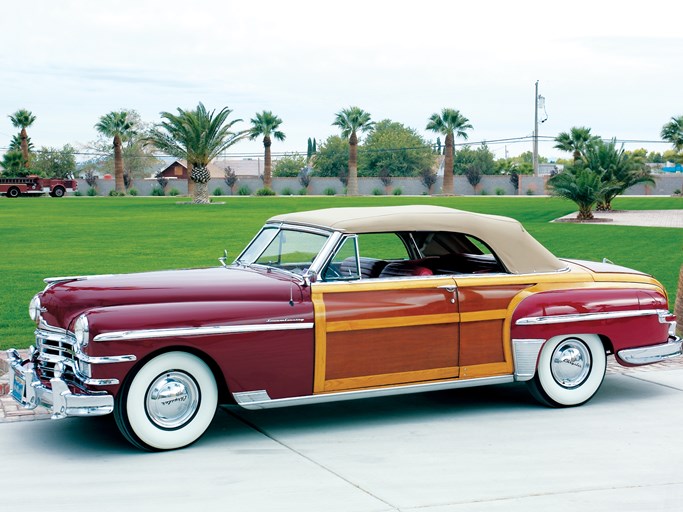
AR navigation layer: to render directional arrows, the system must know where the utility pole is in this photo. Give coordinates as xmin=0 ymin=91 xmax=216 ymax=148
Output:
xmin=533 ymin=80 xmax=539 ymax=176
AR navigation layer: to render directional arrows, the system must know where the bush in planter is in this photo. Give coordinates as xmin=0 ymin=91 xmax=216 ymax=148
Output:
xmin=281 ymin=187 xmax=293 ymax=196
xmin=213 ymin=187 xmax=223 ymax=196
xmin=256 ymin=187 xmax=276 ymax=196
xmin=495 ymin=188 xmax=505 ymax=196
xmin=74 ymin=190 xmax=83 ymax=196
xmin=87 ymin=187 xmax=98 ymax=196
xmin=298 ymin=187 xmax=308 ymax=196
xmin=372 ymin=188 xmax=383 ymax=196
xmin=324 ymin=187 xmax=336 ymax=196
xmin=128 ymin=188 xmax=139 ymax=196
xmin=109 ymin=190 xmax=125 ymax=196
xmin=151 ymin=187 xmax=165 ymax=196
xmin=392 ymin=188 xmax=403 ymax=196
xmin=169 ymin=188 xmax=180 ymax=196
xmin=238 ymin=185 xmax=251 ymax=196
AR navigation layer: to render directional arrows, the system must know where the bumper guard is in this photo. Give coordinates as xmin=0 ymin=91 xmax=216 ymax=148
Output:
xmin=6 ymin=349 xmax=114 ymax=419
xmin=617 ymin=336 xmax=683 ymax=365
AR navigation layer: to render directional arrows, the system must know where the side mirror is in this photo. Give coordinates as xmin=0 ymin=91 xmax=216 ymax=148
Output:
xmin=219 ymin=249 xmax=228 ymax=267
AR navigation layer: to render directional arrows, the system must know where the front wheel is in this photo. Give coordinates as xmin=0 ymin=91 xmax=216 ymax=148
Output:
xmin=527 ymin=334 xmax=606 ymax=407
xmin=51 ymin=187 xmax=65 ymax=197
xmin=114 ymin=351 xmax=218 ymax=451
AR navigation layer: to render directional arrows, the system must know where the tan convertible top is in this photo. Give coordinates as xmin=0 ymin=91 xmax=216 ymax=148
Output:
xmin=269 ymin=205 xmax=565 ymax=274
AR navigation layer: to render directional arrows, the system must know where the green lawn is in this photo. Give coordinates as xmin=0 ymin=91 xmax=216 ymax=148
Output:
xmin=1 ymin=195 xmax=681 ymax=350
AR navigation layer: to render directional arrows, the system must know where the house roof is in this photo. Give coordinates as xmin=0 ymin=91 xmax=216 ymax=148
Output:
xmin=268 ymin=205 xmax=564 ymax=274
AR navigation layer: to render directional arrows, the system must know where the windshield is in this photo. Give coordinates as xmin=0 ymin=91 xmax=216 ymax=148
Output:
xmin=237 ymin=226 xmax=329 ymax=276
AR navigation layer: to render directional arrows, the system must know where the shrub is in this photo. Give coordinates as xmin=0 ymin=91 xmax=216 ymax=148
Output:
xmin=256 ymin=187 xmax=276 ymax=196
xmin=169 ymin=188 xmax=180 ymax=196
xmin=495 ymin=188 xmax=506 ymax=196
xmin=526 ymin=188 xmax=535 ymax=196
xmin=372 ymin=188 xmax=383 ymax=196
xmin=238 ymin=185 xmax=251 ymax=196
xmin=108 ymin=190 xmax=125 ymax=197
xmin=151 ymin=187 xmax=165 ymax=196
xmin=87 ymin=187 xmax=98 ymax=196
xmin=324 ymin=187 xmax=336 ymax=196
xmin=674 ymin=189 xmax=682 ymax=196
xmin=213 ymin=187 xmax=223 ymax=196
xmin=298 ymin=187 xmax=308 ymax=196
xmin=281 ymin=187 xmax=293 ymax=196
xmin=480 ymin=189 xmax=489 ymax=195
xmin=128 ymin=188 xmax=138 ymax=196
xmin=74 ymin=190 xmax=82 ymax=197
xmin=392 ymin=187 xmax=403 ymax=196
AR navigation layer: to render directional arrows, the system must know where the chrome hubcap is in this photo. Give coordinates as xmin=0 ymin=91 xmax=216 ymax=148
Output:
xmin=145 ymin=371 xmax=199 ymax=429
xmin=550 ymin=339 xmax=591 ymax=388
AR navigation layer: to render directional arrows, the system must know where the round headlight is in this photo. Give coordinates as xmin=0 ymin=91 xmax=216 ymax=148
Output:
xmin=74 ymin=315 xmax=90 ymax=348
xmin=29 ymin=295 xmax=42 ymax=323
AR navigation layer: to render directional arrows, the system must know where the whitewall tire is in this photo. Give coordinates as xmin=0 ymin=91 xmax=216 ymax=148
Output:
xmin=114 ymin=351 xmax=218 ymax=451
xmin=527 ymin=334 xmax=606 ymax=407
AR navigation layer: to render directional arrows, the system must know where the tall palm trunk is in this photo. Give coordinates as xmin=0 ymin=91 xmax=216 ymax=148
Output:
xmin=193 ymin=181 xmax=210 ymax=204
xmin=113 ymin=135 xmax=125 ymax=193
xmin=263 ymin=136 xmax=272 ymax=189
xmin=347 ymin=131 xmax=359 ymax=196
xmin=20 ymin=128 xmax=30 ymax=168
xmin=676 ymin=264 xmax=683 ymax=336
xmin=187 ymin=162 xmax=195 ymax=198
xmin=442 ymin=132 xmax=454 ymax=194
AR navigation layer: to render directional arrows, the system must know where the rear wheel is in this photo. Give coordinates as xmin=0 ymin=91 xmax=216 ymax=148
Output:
xmin=114 ymin=351 xmax=218 ymax=451
xmin=527 ymin=334 xmax=606 ymax=407
xmin=51 ymin=186 xmax=65 ymax=197
xmin=7 ymin=187 xmax=20 ymax=198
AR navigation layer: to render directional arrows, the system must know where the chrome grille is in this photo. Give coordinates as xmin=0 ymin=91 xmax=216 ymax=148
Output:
xmin=35 ymin=327 xmax=80 ymax=382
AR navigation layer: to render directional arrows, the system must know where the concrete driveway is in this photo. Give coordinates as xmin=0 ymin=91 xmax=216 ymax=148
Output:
xmin=2 ymin=367 xmax=683 ymax=512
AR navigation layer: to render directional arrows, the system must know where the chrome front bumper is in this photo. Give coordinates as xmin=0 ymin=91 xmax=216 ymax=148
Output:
xmin=6 ymin=349 xmax=114 ymax=419
xmin=617 ymin=336 xmax=683 ymax=365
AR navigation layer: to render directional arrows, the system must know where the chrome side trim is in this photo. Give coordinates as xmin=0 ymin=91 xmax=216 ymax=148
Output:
xmin=232 ymin=375 xmax=514 ymax=410
xmin=94 ymin=322 xmax=314 ymax=342
xmin=512 ymin=339 xmax=546 ymax=381
xmin=617 ymin=336 xmax=682 ymax=365
xmin=515 ymin=309 xmax=667 ymax=326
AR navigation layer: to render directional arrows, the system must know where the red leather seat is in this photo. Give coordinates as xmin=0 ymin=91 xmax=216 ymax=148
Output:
xmin=378 ymin=261 xmax=433 ymax=278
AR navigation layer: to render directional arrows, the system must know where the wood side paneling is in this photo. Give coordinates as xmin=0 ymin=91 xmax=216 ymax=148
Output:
xmin=459 ymin=320 xmax=505 ymax=366
xmin=326 ymin=323 xmax=459 ymax=380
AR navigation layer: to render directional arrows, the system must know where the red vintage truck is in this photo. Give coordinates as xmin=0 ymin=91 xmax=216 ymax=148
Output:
xmin=0 ymin=175 xmax=78 ymax=197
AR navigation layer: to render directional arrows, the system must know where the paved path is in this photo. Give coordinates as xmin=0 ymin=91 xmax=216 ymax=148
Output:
xmin=556 ymin=209 xmax=683 ymax=228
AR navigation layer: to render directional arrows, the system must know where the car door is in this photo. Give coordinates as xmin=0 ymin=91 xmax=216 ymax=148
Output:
xmin=310 ymin=234 xmax=460 ymax=393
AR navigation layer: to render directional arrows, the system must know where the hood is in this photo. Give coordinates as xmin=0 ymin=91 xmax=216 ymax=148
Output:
xmin=38 ymin=266 xmax=300 ymax=330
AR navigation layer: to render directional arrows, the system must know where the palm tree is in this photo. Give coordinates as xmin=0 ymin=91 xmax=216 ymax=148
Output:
xmin=249 ymin=111 xmax=285 ymax=189
xmin=333 ymin=107 xmax=374 ymax=196
xmin=583 ymin=139 xmax=654 ymax=211
xmin=8 ymin=109 xmax=36 ymax=168
xmin=95 ymin=111 xmax=136 ymax=194
xmin=661 ymin=116 xmax=683 ymax=153
xmin=426 ymin=108 xmax=472 ymax=195
xmin=147 ymin=103 xmax=245 ymax=204
xmin=553 ymin=126 xmax=600 ymax=162
xmin=548 ymin=166 xmax=605 ymax=220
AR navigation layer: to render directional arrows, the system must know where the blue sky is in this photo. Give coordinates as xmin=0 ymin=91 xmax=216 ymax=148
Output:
xmin=1 ymin=0 xmax=681 ymax=161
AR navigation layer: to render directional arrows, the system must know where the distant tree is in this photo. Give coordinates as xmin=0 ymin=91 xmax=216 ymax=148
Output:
xmin=426 ymin=108 xmax=472 ymax=194
xmin=307 ymin=138 xmax=313 ymax=162
xmin=155 ymin=171 xmax=169 ymax=192
xmin=9 ymin=133 xmax=33 ymax=154
xmin=84 ymin=169 xmax=99 ymax=188
xmin=147 ymin=103 xmax=245 ymax=204
xmin=554 ymin=126 xmax=601 ymax=162
xmin=661 ymin=116 xmax=683 ymax=153
xmin=95 ymin=110 xmax=137 ymax=194
xmin=8 ymin=109 xmax=36 ymax=168
xmin=32 ymin=145 xmax=77 ymax=179
xmin=1 ymin=151 xmax=26 ymax=176
xmin=333 ymin=106 xmax=374 ymax=195
xmin=514 ymin=151 xmax=548 ymax=165
xmin=647 ymin=151 xmax=664 ymax=164
xmin=312 ymin=135 xmax=349 ymax=182
xmin=419 ymin=167 xmax=437 ymax=194
xmin=249 ymin=111 xmax=285 ymax=189
xmin=436 ymin=137 xmax=442 ymax=154
xmin=360 ymin=119 xmax=435 ymax=177
xmin=274 ymin=153 xmax=306 ymax=177
xmin=453 ymin=145 xmax=496 ymax=175
xmin=219 ymin=166 xmax=236 ymax=194
xmin=298 ymin=167 xmax=312 ymax=189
